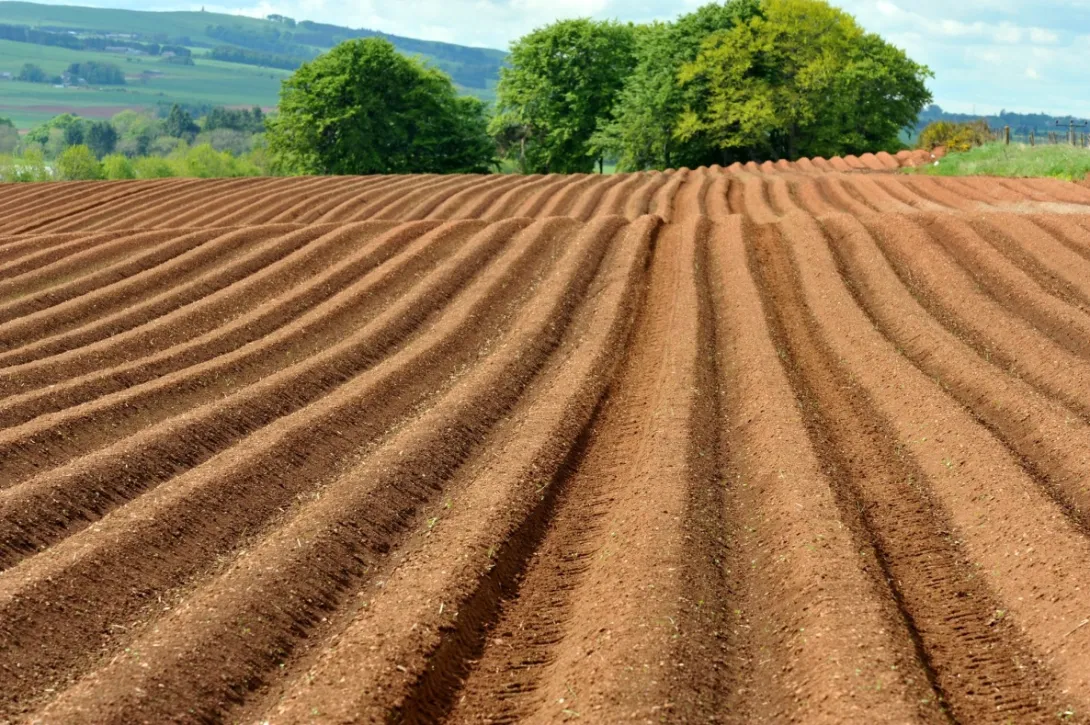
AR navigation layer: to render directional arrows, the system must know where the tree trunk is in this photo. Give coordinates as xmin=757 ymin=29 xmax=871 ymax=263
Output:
xmin=787 ymin=123 xmax=799 ymax=162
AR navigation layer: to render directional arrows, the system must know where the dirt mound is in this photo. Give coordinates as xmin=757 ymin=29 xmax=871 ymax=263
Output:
xmin=3 ymin=166 xmax=1090 ymax=723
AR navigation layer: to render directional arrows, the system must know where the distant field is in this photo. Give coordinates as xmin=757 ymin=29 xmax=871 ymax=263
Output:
xmin=0 ymin=38 xmax=288 ymax=127
xmin=0 ymin=0 xmax=503 ymax=123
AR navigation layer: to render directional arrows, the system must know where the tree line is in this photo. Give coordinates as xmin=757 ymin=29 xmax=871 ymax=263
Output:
xmin=0 ymin=23 xmax=191 ymax=59
xmin=266 ymin=0 xmax=931 ymax=176
xmin=0 ymin=103 xmax=273 ymax=182
xmin=0 ymin=0 xmax=934 ymax=182
xmin=492 ymin=0 xmax=932 ymax=173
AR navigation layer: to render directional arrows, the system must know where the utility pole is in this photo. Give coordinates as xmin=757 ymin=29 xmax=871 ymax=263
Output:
xmin=1055 ymin=118 xmax=1089 ymax=145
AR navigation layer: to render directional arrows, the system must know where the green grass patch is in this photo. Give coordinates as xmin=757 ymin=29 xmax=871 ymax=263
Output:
xmin=913 ymin=143 xmax=1090 ymax=181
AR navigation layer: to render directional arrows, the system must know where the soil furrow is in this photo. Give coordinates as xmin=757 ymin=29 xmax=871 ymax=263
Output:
xmin=967 ymin=213 xmax=1090 ymax=308
xmin=360 ymin=175 xmax=475 ymax=222
xmin=0 ymin=222 xmax=405 ymax=428
xmin=711 ymin=216 xmax=939 ymax=723
xmin=623 ymin=171 xmax=672 ymax=219
xmin=1026 ymin=212 xmax=1090 ymax=262
xmin=0 ymin=216 xmax=578 ymax=719
xmin=162 ymin=176 xmax=334 ymax=230
xmin=751 ymin=216 xmax=1064 ymax=722
xmin=261 ymin=176 xmax=384 ymax=224
xmin=565 ymin=173 xmax=629 ymax=221
xmin=0 ymin=231 xmax=139 ymax=278
xmin=579 ymin=171 xmax=646 ymax=220
xmin=380 ymin=175 xmax=491 ymax=222
xmin=448 ymin=215 xmax=714 ymax=722
xmin=0 ymin=220 xmax=519 ymax=558
xmin=830 ymin=210 xmax=1090 ymax=535
xmin=44 ymin=178 xmax=252 ymax=233
xmin=739 ymin=173 xmax=779 ymax=223
xmin=317 ymin=175 xmax=441 ymax=223
xmin=849 ymin=212 xmax=1090 ymax=424
xmin=15 ymin=179 xmax=201 ymax=234
xmin=475 ymin=175 xmax=556 ymax=220
xmin=420 ymin=174 xmax=524 ymax=220
xmin=28 ymin=215 xmax=625 ymax=724
xmin=896 ymin=176 xmax=976 ymax=210
xmin=0 ymin=224 xmax=304 ymax=360
xmin=0 ymin=179 xmax=183 ymax=235
xmin=0 ymin=227 xmax=224 ymax=328
xmin=916 ymin=213 xmax=1090 ymax=361
xmin=508 ymin=175 xmax=580 ymax=220
xmin=778 ymin=211 xmax=1090 ymax=719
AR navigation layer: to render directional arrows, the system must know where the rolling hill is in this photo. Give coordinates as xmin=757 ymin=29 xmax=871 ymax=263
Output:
xmin=0 ymin=1 xmax=506 ymax=128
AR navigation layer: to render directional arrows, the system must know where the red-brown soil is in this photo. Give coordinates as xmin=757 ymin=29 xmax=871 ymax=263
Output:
xmin=2 ymin=160 xmax=1090 ymax=724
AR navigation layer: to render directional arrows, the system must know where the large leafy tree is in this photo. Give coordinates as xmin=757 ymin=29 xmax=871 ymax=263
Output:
xmin=593 ymin=1 xmax=761 ymax=171
xmin=677 ymin=0 xmax=932 ymax=161
xmin=267 ymin=38 xmax=494 ymax=175
xmin=493 ymin=19 xmax=636 ymax=174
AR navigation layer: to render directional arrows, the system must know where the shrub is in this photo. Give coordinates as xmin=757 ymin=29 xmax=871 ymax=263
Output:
xmin=918 ymin=120 xmax=991 ymax=153
xmin=176 ymin=143 xmax=259 ymax=178
xmin=133 ymin=156 xmax=177 ymax=178
xmin=56 ymin=145 xmax=104 ymax=180
xmin=0 ymin=149 xmax=51 ymax=182
xmin=103 ymin=153 xmax=136 ymax=180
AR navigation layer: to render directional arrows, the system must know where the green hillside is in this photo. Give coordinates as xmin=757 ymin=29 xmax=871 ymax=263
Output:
xmin=0 ymin=1 xmax=505 ymax=128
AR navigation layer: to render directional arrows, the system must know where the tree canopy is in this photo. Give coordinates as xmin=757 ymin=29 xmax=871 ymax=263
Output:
xmin=676 ymin=0 xmax=931 ymax=162
xmin=164 ymin=104 xmax=200 ymax=140
xmin=492 ymin=19 xmax=637 ymax=174
xmin=267 ymin=37 xmax=495 ymax=175
xmin=592 ymin=1 xmax=761 ymax=171
xmin=500 ymin=0 xmax=932 ymax=171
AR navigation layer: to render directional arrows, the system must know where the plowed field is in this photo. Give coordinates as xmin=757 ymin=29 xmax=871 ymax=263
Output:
xmin=3 ymin=156 xmax=1090 ymax=724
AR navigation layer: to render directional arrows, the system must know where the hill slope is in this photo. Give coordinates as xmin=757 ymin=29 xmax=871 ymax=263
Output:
xmin=0 ymin=1 xmax=506 ymax=128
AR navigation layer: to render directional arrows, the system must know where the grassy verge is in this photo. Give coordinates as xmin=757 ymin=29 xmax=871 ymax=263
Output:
xmin=912 ymin=143 xmax=1090 ymax=181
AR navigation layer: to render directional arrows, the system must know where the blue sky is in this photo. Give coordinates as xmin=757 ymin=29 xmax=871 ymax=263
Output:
xmin=38 ymin=0 xmax=1090 ymax=116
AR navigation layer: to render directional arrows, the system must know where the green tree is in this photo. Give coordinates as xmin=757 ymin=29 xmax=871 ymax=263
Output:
xmin=102 ymin=153 xmax=136 ymax=179
xmin=267 ymin=38 xmax=494 ymax=174
xmin=133 ymin=156 xmax=177 ymax=178
xmin=111 ymin=109 xmax=163 ymax=156
xmin=27 ymin=113 xmax=83 ymax=146
xmin=176 ymin=143 xmax=258 ymax=178
xmin=493 ymin=19 xmax=637 ymax=173
xmin=63 ymin=121 xmax=85 ymax=147
xmin=164 ymin=104 xmax=199 ymax=140
xmin=593 ymin=1 xmax=761 ymax=170
xmin=86 ymin=121 xmax=119 ymax=158
xmin=56 ymin=145 xmax=104 ymax=180
xmin=66 ymin=61 xmax=125 ymax=85
xmin=16 ymin=63 xmax=48 ymax=83
xmin=677 ymin=0 xmax=931 ymax=161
